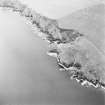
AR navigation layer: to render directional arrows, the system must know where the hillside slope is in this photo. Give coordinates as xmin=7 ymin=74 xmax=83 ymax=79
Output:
xmin=58 ymin=3 xmax=105 ymax=54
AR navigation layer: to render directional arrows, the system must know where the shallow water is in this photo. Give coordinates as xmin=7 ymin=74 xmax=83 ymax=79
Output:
xmin=0 ymin=10 xmax=104 ymax=105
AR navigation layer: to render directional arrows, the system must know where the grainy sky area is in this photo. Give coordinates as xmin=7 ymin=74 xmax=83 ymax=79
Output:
xmin=20 ymin=0 xmax=103 ymax=19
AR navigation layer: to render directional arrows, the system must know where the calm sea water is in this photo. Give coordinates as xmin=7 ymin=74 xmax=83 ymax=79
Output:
xmin=0 ymin=10 xmax=104 ymax=105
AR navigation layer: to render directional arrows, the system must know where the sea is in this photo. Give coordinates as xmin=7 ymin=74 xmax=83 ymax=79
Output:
xmin=0 ymin=10 xmax=104 ymax=105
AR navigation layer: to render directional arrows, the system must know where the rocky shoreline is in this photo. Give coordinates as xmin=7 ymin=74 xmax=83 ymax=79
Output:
xmin=0 ymin=0 xmax=105 ymax=91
